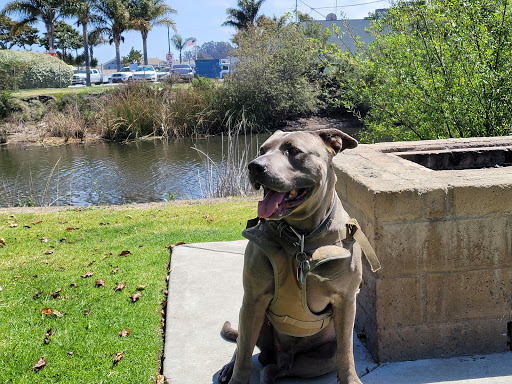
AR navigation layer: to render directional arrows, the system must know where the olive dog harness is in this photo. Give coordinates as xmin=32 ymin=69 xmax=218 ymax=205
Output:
xmin=243 ymin=199 xmax=380 ymax=338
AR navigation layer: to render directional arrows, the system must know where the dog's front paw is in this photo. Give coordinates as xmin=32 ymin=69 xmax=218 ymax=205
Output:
xmin=218 ymin=361 xmax=234 ymax=383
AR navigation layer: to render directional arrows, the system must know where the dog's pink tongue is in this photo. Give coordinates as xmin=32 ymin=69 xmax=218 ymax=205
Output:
xmin=258 ymin=190 xmax=287 ymax=218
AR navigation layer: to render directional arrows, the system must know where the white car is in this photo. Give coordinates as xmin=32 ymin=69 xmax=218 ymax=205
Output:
xmin=157 ymin=67 xmax=172 ymax=80
xmin=109 ymin=67 xmax=133 ymax=83
xmin=132 ymin=65 xmax=157 ymax=82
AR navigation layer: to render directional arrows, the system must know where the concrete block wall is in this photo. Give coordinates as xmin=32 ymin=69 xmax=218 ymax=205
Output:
xmin=333 ymin=137 xmax=512 ymax=362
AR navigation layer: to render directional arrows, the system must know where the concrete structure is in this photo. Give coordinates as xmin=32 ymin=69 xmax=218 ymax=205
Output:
xmin=333 ymin=136 xmax=512 ymax=362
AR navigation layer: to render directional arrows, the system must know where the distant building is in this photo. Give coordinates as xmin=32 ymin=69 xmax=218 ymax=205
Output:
xmin=315 ymin=19 xmax=375 ymax=53
xmin=101 ymin=57 xmax=166 ymax=70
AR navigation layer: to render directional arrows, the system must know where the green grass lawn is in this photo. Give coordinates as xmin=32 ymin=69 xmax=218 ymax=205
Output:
xmin=0 ymin=200 xmax=255 ymax=383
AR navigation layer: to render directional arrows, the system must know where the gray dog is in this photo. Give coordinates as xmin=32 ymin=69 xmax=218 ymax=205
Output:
xmin=218 ymin=129 xmax=379 ymax=384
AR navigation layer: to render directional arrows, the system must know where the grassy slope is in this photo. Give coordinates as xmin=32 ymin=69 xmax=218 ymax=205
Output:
xmin=0 ymin=200 xmax=255 ymax=383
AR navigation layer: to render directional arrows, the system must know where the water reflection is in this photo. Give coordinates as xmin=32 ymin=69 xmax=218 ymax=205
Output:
xmin=0 ymin=135 xmax=265 ymax=207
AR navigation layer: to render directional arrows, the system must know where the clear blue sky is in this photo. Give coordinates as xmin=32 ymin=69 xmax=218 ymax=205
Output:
xmin=1 ymin=0 xmax=390 ymax=65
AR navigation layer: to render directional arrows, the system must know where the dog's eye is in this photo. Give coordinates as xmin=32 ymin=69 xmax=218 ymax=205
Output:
xmin=258 ymin=147 xmax=267 ymax=156
xmin=286 ymin=147 xmax=302 ymax=156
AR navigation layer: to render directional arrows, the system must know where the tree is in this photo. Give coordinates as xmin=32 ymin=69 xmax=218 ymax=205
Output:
xmin=222 ymin=0 xmax=266 ymax=31
xmin=335 ymin=0 xmax=512 ymax=141
xmin=40 ymin=20 xmax=83 ymax=61
xmin=94 ymin=0 xmax=131 ymax=71
xmin=196 ymin=41 xmax=234 ymax=60
xmin=2 ymin=0 xmax=62 ymax=50
xmin=87 ymin=28 xmax=107 ymax=64
xmin=128 ymin=0 xmax=176 ymax=65
xmin=122 ymin=46 xmax=142 ymax=65
xmin=62 ymin=0 xmax=97 ymax=86
xmin=171 ymin=34 xmax=195 ymax=64
xmin=0 ymin=14 xmax=39 ymax=49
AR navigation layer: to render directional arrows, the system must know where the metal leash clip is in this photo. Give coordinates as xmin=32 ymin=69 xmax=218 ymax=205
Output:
xmin=291 ymin=230 xmax=310 ymax=285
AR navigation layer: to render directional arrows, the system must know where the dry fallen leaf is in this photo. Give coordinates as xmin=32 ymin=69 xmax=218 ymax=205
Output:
xmin=32 ymin=220 xmax=43 ymax=225
xmin=118 ymin=329 xmax=130 ymax=337
xmin=0 ymin=238 xmax=6 ymax=247
xmin=130 ymin=292 xmax=141 ymax=302
xmin=33 ymin=356 xmax=46 ymax=371
xmin=67 ymin=351 xmax=74 ymax=355
xmin=114 ymin=282 xmax=126 ymax=292
xmin=81 ymin=271 xmax=94 ymax=278
xmin=42 ymin=307 xmax=63 ymax=317
xmin=112 ymin=267 xmax=121 ymax=274
xmin=84 ymin=309 xmax=91 ymax=316
xmin=118 ymin=250 xmax=131 ymax=257
xmin=102 ymin=252 xmax=113 ymax=259
xmin=65 ymin=227 xmax=78 ymax=231
xmin=33 ymin=291 xmax=43 ymax=300
xmin=113 ymin=352 xmax=123 ymax=366
xmin=9 ymin=222 xmax=18 ymax=228
xmin=41 ymin=307 xmax=53 ymax=315
xmin=43 ymin=250 xmax=54 ymax=255
xmin=156 ymin=374 xmax=166 ymax=384
xmin=70 ymin=283 xmax=78 ymax=288
xmin=166 ymin=242 xmax=185 ymax=249
xmin=41 ymin=237 xmax=48 ymax=243
xmin=50 ymin=289 xmax=62 ymax=298
xmin=95 ymin=280 xmax=105 ymax=287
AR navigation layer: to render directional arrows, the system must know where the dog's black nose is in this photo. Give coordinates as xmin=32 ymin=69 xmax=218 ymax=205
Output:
xmin=248 ymin=161 xmax=265 ymax=175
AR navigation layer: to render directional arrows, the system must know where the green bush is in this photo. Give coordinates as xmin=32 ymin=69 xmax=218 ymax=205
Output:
xmin=0 ymin=91 xmax=11 ymax=119
xmin=0 ymin=50 xmax=73 ymax=90
xmin=222 ymin=22 xmax=321 ymax=129
xmin=333 ymin=0 xmax=512 ymax=142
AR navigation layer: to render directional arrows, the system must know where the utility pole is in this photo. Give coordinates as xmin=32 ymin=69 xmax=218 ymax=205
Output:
xmin=167 ymin=25 xmax=171 ymax=53
xmin=295 ymin=0 xmax=298 ymax=22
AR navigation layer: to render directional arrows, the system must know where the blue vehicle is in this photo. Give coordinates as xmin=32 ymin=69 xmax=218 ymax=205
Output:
xmin=195 ymin=59 xmax=231 ymax=79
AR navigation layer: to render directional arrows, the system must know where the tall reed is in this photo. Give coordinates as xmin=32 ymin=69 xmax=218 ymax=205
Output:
xmin=194 ymin=115 xmax=259 ymax=198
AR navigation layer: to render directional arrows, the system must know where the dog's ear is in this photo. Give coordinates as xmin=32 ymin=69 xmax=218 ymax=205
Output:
xmin=314 ymin=129 xmax=358 ymax=155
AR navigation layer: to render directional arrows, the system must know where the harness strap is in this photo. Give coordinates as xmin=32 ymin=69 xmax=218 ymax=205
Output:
xmin=345 ymin=218 xmax=381 ymax=272
xmin=267 ymin=310 xmax=331 ymax=332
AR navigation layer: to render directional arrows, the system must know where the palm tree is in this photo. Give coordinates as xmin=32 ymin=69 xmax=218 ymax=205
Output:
xmin=87 ymin=28 xmax=107 ymax=64
xmin=129 ymin=0 xmax=177 ymax=65
xmin=94 ymin=0 xmax=130 ymax=71
xmin=2 ymin=0 xmax=62 ymax=50
xmin=62 ymin=0 xmax=97 ymax=86
xmin=171 ymin=34 xmax=195 ymax=64
xmin=222 ymin=0 xmax=266 ymax=31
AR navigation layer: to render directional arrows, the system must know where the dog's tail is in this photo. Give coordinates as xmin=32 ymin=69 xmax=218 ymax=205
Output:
xmin=220 ymin=321 xmax=238 ymax=342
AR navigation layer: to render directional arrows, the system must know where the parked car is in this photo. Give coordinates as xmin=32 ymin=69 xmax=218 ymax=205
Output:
xmin=171 ymin=64 xmax=195 ymax=82
xmin=156 ymin=67 xmax=172 ymax=80
xmin=132 ymin=65 xmax=157 ymax=82
xmin=72 ymin=68 xmax=107 ymax=85
xmin=109 ymin=67 xmax=134 ymax=83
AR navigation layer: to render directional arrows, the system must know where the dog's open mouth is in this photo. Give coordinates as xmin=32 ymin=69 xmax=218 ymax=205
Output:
xmin=257 ymin=187 xmax=310 ymax=218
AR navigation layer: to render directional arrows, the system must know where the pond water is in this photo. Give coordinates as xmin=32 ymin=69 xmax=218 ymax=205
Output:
xmin=0 ymin=135 xmax=265 ymax=207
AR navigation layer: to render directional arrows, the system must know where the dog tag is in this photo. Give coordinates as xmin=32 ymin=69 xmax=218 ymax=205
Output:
xmin=296 ymin=251 xmax=310 ymax=285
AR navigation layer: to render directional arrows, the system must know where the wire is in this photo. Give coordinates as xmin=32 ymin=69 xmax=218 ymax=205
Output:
xmin=297 ymin=0 xmax=387 ymax=19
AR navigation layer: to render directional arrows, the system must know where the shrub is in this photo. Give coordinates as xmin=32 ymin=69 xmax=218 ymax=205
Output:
xmin=94 ymin=82 xmax=223 ymax=140
xmin=0 ymin=91 xmax=11 ymax=119
xmin=0 ymin=50 xmax=73 ymax=90
xmin=333 ymin=0 xmax=512 ymax=141
xmin=223 ymin=22 xmax=321 ymax=130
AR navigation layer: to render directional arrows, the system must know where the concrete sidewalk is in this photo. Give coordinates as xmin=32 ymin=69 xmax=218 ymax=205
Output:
xmin=163 ymin=241 xmax=512 ymax=384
